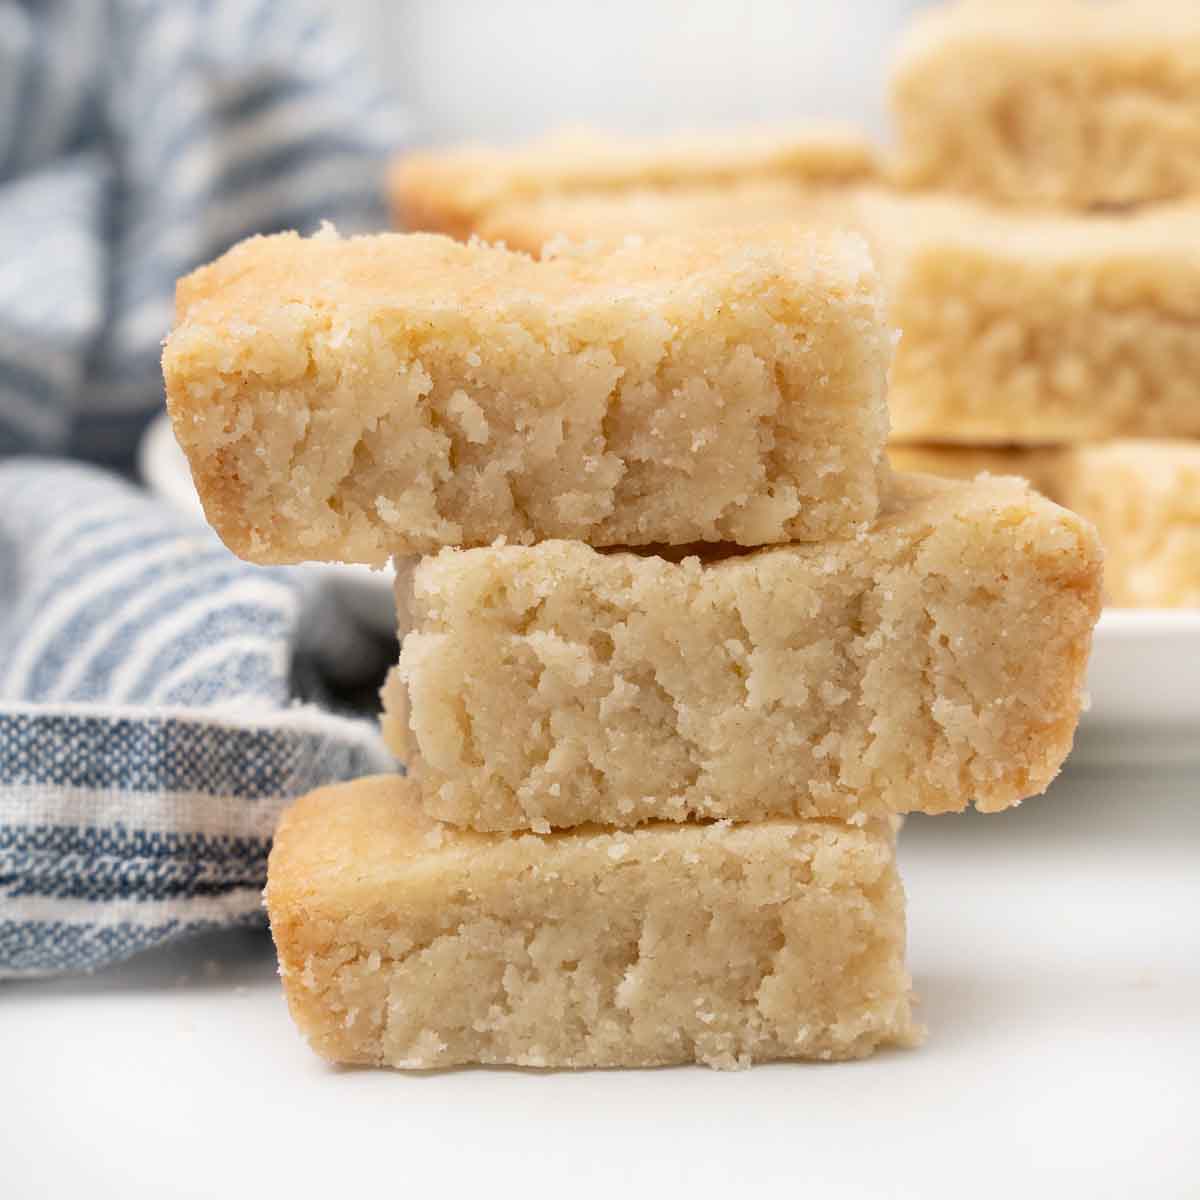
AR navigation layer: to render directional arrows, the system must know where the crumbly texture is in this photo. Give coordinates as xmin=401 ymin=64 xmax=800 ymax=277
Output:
xmin=889 ymin=0 xmax=1200 ymax=208
xmin=477 ymin=180 xmax=820 ymax=256
xmin=265 ymin=776 xmax=919 ymax=1071
xmin=852 ymin=191 xmax=1200 ymax=442
xmin=390 ymin=125 xmax=876 ymax=238
xmin=890 ymin=442 xmax=1200 ymax=609
xmin=382 ymin=473 xmax=1103 ymax=831
xmin=163 ymin=227 xmax=892 ymax=564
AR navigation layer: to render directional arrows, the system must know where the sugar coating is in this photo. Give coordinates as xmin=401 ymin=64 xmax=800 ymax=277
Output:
xmin=163 ymin=227 xmax=892 ymax=564
xmin=890 ymin=442 xmax=1200 ymax=610
xmin=382 ymin=473 xmax=1103 ymax=832
xmin=265 ymin=776 xmax=919 ymax=1071
xmin=855 ymin=191 xmax=1200 ymax=442
xmin=390 ymin=125 xmax=876 ymax=239
xmin=889 ymin=0 xmax=1200 ymax=209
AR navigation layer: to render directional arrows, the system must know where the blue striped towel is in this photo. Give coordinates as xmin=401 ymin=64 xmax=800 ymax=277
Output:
xmin=0 ymin=0 xmax=409 ymax=976
xmin=0 ymin=460 xmax=394 ymax=977
xmin=0 ymin=0 xmax=406 ymax=471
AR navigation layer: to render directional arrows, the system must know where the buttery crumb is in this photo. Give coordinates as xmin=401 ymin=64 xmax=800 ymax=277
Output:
xmin=382 ymin=473 xmax=1102 ymax=831
xmin=163 ymin=227 xmax=891 ymax=564
xmin=265 ymin=776 xmax=920 ymax=1070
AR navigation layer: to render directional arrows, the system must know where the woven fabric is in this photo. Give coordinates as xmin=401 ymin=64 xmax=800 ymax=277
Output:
xmin=0 ymin=0 xmax=407 ymax=974
xmin=0 ymin=460 xmax=393 ymax=977
xmin=0 ymin=0 xmax=405 ymax=471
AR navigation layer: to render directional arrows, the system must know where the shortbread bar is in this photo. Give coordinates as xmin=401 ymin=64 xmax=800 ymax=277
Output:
xmin=889 ymin=1 xmax=1200 ymax=208
xmin=382 ymin=473 xmax=1103 ymax=831
xmin=163 ymin=227 xmax=891 ymax=564
xmin=265 ymin=776 xmax=919 ymax=1071
xmin=478 ymin=183 xmax=1200 ymax=442
xmin=887 ymin=446 xmax=1061 ymax=501
xmin=478 ymin=179 xmax=813 ymax=255
xmin=390 ymin=125 xmax=875 ymax=239
xmin=891 ymin=442 xmax=1200 ymax=609
xmin=854 ymin=192 xmax=1200 ymax=442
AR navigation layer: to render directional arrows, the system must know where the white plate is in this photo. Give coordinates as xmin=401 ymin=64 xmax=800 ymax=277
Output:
xmin=140 ymin=413 xmax=1200 ymax=761
xmin=1076 ymin=609 xmax=1200 ymax=766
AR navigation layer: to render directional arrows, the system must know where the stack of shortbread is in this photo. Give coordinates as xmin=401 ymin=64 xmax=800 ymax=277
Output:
xmin=884 ymin=0 xmax=1200 ymax=609
xmin=397 ymin=0 xmax=1200 ymax=610
xmin=164 ymin=221 xmax=1102 ymax=1070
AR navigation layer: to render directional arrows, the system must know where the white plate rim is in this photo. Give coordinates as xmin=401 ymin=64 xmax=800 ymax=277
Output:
xmin=1096 ymin=608 xmax=1200 ymax=637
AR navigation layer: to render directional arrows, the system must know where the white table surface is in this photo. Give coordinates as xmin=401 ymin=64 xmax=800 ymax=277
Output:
xmin=3 ymin=762 xmax=1198 ymax=1200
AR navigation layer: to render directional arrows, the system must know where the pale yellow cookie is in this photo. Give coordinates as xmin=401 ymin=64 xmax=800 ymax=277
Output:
xmin=855 ymin=191 xmax=1200 ymax=442
xmin=477 ymin=179 xmax=815 ymax=255
xmin=265 ymin=775 xmax=919 ymax=1071
xmin=889 ymin=0 xmax=1200 ymax=208
xmin=383 ymin=473 xmax=1103 ymax=831
xmin=390 ymin=125 xmax=875 ymax=238
xmin=890 ymin=442 xmax=1200 ymax=609
xmin=163 ymin=226 xmax=892 ymax=564
xmin=474 ymin=184 xmax=1200 ymax=443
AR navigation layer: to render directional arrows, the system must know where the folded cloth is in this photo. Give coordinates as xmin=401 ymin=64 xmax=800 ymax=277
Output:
xmin=0 ymin=460 xmax=394 ymax=978
xmin=0 ymin=0 xmax=405 ymax=471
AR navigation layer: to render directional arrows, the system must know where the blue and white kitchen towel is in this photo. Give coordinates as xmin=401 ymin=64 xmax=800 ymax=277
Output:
xmin=0 ymin=0 xmax=405 ymax=471
xmin=0 ymin=0 xmax=409 ymax=976
xmin=0 ymin=460 xmax=395 ymax=977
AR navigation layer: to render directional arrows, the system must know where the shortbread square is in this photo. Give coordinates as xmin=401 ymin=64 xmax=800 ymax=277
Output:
xmin=265 ymin=775 xmax=919 ymax=1071
xmin=1057 ymin=443 xmax=1200 ymax=610
xmin=382 ymin=473 xmax=1103 ymax=831
xmin=163 ymin=227 xmax=892 ymax=563
xmin=478 ymin=184 xmax=1200 ymax=443
xmin=389 ymin=125 xmax=875 ymax=239
xmin=891 ymin=442 xmax=1200 ymax=609
xmin=854 ymin=191 xmax=1200 ymax=443
xmin=889 ymin=0 xmax=1200 ymax=208
xmin=477 ymin=180 xmax=815 ymax=255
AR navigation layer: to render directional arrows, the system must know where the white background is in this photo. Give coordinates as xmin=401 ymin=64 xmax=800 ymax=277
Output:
xmin=341 ymin=0 xmax=929 ymax=145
